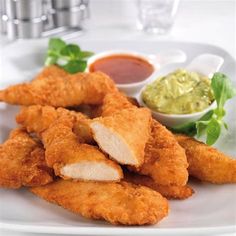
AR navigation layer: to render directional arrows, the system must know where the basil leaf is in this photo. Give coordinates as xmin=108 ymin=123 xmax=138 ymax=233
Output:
xmin=48 ymin=38 xmax=66 ymax=53
xmin=61 ymin=44 xmax=81 ymax=59
xmin=196 ymin=120 xmax=209 ymax=137
xmin=211 ymin=73 xmax=236 ymax=109
xmin=45 ymin=56 xmax=58 ymax=66
xmin=78 ymin=51 xmax=94 ymax=59
xmin=206 ymin=118 xmax=221 ymax=145
xmin=171 ymin=122 xmax=197 ymax=136
xmin=63 ymin=60 xmax=87 ymax=74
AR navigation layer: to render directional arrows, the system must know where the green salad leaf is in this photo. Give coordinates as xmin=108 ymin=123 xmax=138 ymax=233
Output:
xmin=171 ymin=73 xmax=236 ymax=145
xmin=44 ymin=38 xmax=94 ymax=74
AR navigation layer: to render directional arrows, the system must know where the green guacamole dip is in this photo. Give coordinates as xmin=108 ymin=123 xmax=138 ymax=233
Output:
xmin=142 ymin=69 xmax=214 ymax=114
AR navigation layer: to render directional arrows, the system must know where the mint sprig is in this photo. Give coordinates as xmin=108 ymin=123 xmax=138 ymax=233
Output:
xmin=172 ymin=73 xmax=236 ymax=145
xmin=44 ymin=38 xmax=94 ymax=74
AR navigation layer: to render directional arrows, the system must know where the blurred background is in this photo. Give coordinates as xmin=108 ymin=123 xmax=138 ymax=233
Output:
xmin=0 ymin=0 xmax=235 ymax=57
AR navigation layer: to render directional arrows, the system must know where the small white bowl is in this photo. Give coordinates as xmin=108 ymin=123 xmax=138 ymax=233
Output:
xmin=137 ymin=53 xmax=223 ymax=128
xmin=87 ymin=50 xmax=158 ymax=95
xmin=138 ymin=87 xmax=217 ymax=127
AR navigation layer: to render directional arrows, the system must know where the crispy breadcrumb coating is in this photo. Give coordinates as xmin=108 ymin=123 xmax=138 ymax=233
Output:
xmin=0 ymin=69 xmax=117 ymax=107
xmin=176 ymin=134 xmax=236 ymax=184
xmin=0 ymin=128 xmax=53 ymax=188
xmin=124 ymin=170 xmax=194 ymax=200
xmin=31 ymin=179 xmax=169 ymax=225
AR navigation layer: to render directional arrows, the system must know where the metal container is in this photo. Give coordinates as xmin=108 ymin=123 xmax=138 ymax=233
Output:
xmin=52 ymin=0 xmax=81 ymax=10
xmin=0 ymin=0 xmax=89 ymax=39
xmin=6 ymin=0 xmax=43 ymax=20
xmin=53 ymin=6 xmax=83 ymax=28
xmin=0 ymin=14 xmax=7 ymax=33
xmin=6 ymin=17 xmax=44 ymax=39
xmin=0 ymin=0 xmax=6 ymax=33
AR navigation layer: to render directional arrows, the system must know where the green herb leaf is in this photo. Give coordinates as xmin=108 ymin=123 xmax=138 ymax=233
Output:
xmin=44 ymin=38 xmax=93 ymax=73
xmin=211 ymin=72 xmax=236 ymax=108
xmin=171 ymin=122 xmax=197 ymax=136
xmin=48 ymin=38 xmax=66 ymax=53
xmin=196 ymin=120 xmax=209 ymax=137
xmin=61 ymin=44 xmax=81 ymax=59
xmin=44 ymin=56 xmax=58 ymax=66
xmin=206 ymin=118 xmax=221 ymax=145
xmin=78 ymin=51 xmax=94 ymax=59
xmin=63 ymin=60 xmax=87 ymax=74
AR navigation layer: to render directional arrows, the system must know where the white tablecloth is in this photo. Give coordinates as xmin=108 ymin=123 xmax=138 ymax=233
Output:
xmin=0 ymin=0 xmax=235 ymax=235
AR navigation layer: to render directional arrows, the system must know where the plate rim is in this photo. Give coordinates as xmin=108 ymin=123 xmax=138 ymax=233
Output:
xmin=1 ymin=222 xmax=236 ymax=235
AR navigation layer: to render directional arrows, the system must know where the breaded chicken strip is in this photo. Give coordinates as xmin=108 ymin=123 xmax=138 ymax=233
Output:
xmin=0 ymin=128 xmax=53 ymax=188
xmin=16 ymin=105 xmax=93 ymax=143
xmin=31 ymin=179 xmax=169 ymax=225
xmin=90 ymin=107 xmax=151 ymax=167
xmin=175 ymin=134 xmax=236 ymax=184
xmin=0 ymin=70 xmax=117 ymax=107
xmin=100 ymin=92 xmax=188 ymax=186
xmin=101 ymin=92 xmax=135 ymax=117
xmin=124 ymin=171 xmax=194 ymax=200
xmin=42 ymin=114 xmax=123 ymax=181
xmin=131 ymin=119 xmax=188 ymax=186
xmin=34 ymin=65 xmax=68 ymax=81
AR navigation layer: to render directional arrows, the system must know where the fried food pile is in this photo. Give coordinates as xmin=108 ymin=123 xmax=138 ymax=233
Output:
xmin=0 ymin=65 xmax=235 ymax=226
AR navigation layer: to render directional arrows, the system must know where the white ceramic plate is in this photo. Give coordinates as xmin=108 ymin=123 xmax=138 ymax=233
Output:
xmin=0 ymin=40 xmax=236 ymax=235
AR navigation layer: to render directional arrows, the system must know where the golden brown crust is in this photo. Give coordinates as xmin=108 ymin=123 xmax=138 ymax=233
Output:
xmin=100 ymin=91 xmax=188 ymax=186
xmin=16 ymin=105 xmax=93 ymax=144
xmin=0 ymin=128 xmax=53 ymax=188
xmin=30 ymin=179 xmax=169 ymax=225
xmin=101 ymin=92 xmax=134 ymax=117
xmin=124 ymin=171 xmax=194 ymax=200
xmin=92 ymin=107 xmax=151 ymax=167
xmin=0 ymin=68 xmax=117 ymax=107
xmin=41 ymin=114 xmax=123 ymax=181
xmin=175 ymin=134 xmax=236 ymax=184
xmin=130 ymin=119 xmax=189 ymax=186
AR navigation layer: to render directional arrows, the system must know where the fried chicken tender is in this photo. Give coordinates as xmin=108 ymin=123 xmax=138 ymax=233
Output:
xmin=175 ymin=134 xmax=236 ymax=184
xmin=16 ymin=105 xmax=93 ymax=143
xmin=0 ymin=128 xmax=53 ymax=188
xmin=30 ymin=179 xmax=169 ymax=225
xmin=101 ymin=92 xmax=188 ymax=186
xmin=124 ymin=171 xmax=194 ymax=200
xmin=42 ymin=114 xmax=123 ymax=181
xmin=101 ymin=92 xmax=135 ymax=117
xmin=0 ymin=69 xmax=117 ymax=107
xmin=34 ymin=65 xmax=68 ymax=81
xmin=90 ymin=107 xmax=151 ymax=167
xmin=131 ymin=119 xmax=188 ymax=186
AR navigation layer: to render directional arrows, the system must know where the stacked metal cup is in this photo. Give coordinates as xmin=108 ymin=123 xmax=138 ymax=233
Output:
xmin=0 ymin=0 xmax=89 ymax=39
xmin=52 ymin=0 xmax=89 ymax=28
xmin=0 ymin=0 xmax=7 ymax=33
xmin=4 ymin=0 xmax=47 ymax=39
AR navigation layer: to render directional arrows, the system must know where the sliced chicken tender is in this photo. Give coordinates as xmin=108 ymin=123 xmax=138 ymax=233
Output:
xmin=100 ymin=92 xmax=188 ymax=186
xmin=30 ymin=179 xmax=169 ymax=225
xmin=42 ymin=115 xmax=123 ymax=181
xmin=130 ymin=119 xmax=189 ymax=186
xmin=0 ymin=70 xmax=117 ymax=107
xmin=16 ymin=105 xmax=93 ymax=144
xmin=90 ymin=107 xmax=151 ymax=167
xmin=124 ymin=171 xmax=194 ymax=200
xmin=0 ymin=128 xmax=53 ymax=189
xmin=175 ymin=134 xmax=236 ymax=184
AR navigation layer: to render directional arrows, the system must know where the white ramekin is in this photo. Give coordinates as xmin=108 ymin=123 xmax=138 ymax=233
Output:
xmin=87 ymin=50 xmax=159 ymax=95
xmin=137 ymin=84 xmax=217 ymax=128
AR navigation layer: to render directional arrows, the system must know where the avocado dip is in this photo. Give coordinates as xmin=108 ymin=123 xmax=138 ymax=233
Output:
xmin=142 ymin=69 xmax=214 ymax=114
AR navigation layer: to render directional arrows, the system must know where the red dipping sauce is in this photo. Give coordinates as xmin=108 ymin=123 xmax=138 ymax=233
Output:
xmin=89 ymin=54 xmax=154 ymax=84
